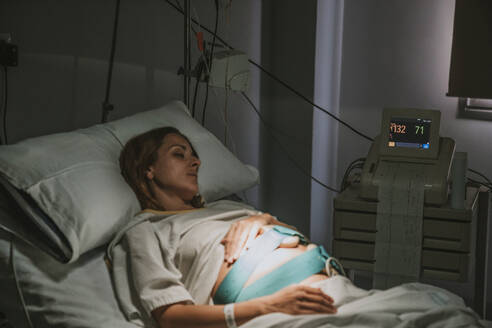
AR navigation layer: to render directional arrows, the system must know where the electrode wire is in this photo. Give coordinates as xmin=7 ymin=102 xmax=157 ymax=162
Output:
xmin=101 ymin=0 xmax=122 ymax=123
xmin=241 ymin=91 xmax=340 ymax=193
xmin=2 ymin=66 xmax=8 ymax=144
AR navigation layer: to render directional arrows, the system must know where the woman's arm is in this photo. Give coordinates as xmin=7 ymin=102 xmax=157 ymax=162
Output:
xmin=153 ymin=284 xmax=336 ymax=328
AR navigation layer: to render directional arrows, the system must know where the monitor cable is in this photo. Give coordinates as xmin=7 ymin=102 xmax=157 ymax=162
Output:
xmin=340 ymin=158 xmax=365 ymax=192
xmin=241 ymin=91 xmax=340 ymax=194
xmin=167 ymin=1 xmax=492 ymax=198
xmin=101 ymin=0 xmax=122 ymax=123
xmin=201 ymin=0 xmax=219 ymax=126
xmin=193 ymin=37 xmax=342 ymax=194
xmin=174 ymin=0 xmax=218 ymax=125
xmin=467 ymin=168 xmax=492 ymax=191
xmin=174 ymin=0 xmax=203 ymax=120
xmin=190 ymin=11 xmax=203 ymax=119
xmin=1 ymin=66 xmax=7 ymax=145
xmin=188 ymin=3 xmax=204 ymax=119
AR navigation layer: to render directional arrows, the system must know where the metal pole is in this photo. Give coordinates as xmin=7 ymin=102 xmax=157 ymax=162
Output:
xmin=183 ymin=0 xmax=191 ymax=108
xmin=101 ymin=0 xmax=121 ymax=123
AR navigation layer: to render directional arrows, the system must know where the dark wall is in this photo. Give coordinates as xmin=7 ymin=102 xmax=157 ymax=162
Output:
xmin=0 ymin=0 xmax=319 ymax=230
xmin=0 ymin=0 xmax=262 ymax=206
xmin=259 ymin=0 xmax=317 ymax=234
xmin=339 ymin=0 xmax=492 ymax=314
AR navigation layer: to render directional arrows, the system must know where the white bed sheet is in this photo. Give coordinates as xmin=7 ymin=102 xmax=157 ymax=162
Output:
xmin=242 ymin=276 xmax=487 ymax=327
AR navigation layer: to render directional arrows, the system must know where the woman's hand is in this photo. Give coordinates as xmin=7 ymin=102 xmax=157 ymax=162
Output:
xmin=221 ymin=213 xmax=297 ymax=264
xmin=260 ymin=284 xmax=337 ymax=315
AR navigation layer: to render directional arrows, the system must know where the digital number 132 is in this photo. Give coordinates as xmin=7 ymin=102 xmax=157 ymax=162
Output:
xmin=390 ymin=123 xmax=406 ymax=133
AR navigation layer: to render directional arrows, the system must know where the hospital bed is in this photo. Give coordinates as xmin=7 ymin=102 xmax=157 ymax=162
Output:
xmin=0 ymin=101 xmax=490 ymax=327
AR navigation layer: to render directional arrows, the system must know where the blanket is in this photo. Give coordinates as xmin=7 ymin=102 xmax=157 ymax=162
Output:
xmin=107 ymin=200 xmax=484 ymax=328
xmin=241 ymin=276 xmax=484 ymax=328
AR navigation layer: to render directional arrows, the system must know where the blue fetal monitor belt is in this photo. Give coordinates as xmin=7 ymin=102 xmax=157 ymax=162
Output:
xmin=213 ymin=225 xmax=343 ymax=304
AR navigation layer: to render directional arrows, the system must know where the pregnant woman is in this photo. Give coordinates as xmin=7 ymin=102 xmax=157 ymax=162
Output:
xmin=119 ymin=127 xmax=338 ymax=328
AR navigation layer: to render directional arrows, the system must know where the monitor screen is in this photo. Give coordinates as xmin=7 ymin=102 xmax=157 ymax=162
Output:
xmin=388 ymin=117 xmax=432 ymax=149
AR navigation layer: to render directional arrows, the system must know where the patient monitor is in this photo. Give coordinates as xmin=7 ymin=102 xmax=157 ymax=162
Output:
xmin=360 ymin=108 xmax=455 ymax=205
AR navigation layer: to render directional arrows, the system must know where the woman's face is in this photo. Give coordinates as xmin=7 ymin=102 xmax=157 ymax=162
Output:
xmin=146 ymin=133 xmax=201 ymax=202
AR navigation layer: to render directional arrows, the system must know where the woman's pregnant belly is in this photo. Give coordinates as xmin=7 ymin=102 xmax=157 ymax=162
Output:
xmin=211 ymin=243 xmax=328 ymax=298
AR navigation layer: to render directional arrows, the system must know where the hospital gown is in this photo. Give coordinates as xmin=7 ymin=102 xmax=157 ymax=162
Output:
xmin=109 ymin=200 xmax=258 ymax=325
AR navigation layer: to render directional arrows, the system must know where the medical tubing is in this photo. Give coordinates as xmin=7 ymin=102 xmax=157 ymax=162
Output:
xmin=250 ymin=61 xmax=374 ymax=142
xmin=201 ymin=82 xmax=210 ymax=125
xmin=209 ymin=84 xmax=238 ymax=155
xmin=163 ymin=0 xmax=373 ymax=142
xmin=198 ymin=48 xmax=239 ymax=155
xmin=188 ymin=5 xmax=204 ymax=118
xmin=2 ymin=66 xmax=7 ymax=145
xmin=223 ymin=87 xmax=229 ymax=145
xmin=239 ymin=95 xmax=311 ymax=148
xmin=101 ymin=0 xmax=121 ymax=123
xmin=196 ymin=54 xmax=239 ymax=154
xmin=208 ymin=0 xmax=219 ymax=70
xmin=191 ymin=67 xmax=201 ymax=118
xmin=241 ymin=91 xmax=340 ymax=194
xmin=468 ymin=177 xmax=492 ymax=190
xmin=104 ymin=122 xmax=125 ymax=148
xmin=183 ymin=0 xmax=191 ymax=108
xmin=10 ymin=241 xmax=34 ymax=328
xmin=325 ymin=256 xmax=346 ymax=277
xmin=468 ymin=168 xmax=492 ymax=187
xmin=201 ymin=0 xmax=219 ymax=126
xmin=341 ymin=158 xmax=365 ymax=191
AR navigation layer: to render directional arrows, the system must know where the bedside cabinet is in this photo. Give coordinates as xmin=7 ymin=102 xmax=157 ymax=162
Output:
xmin=332 ymin=184 xmax=489 ymax=316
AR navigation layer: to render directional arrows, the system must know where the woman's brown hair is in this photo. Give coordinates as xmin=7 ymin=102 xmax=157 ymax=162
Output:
xmin=119 ymin=127 xmax=204 ymax=211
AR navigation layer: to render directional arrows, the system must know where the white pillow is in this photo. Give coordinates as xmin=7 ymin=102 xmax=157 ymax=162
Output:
xmin=0 ymin=100 xmax=259 ymax=262
xmin=104 ymin=101 xmax=259 ymax=203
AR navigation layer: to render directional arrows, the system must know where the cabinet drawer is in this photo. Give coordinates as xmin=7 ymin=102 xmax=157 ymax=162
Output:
xmin=333 ymin=211 xmax=375 ymax=242
xmin=332 ymin=240 xmax=469 ymax=281
xmin=333 ymin=210 xmax=471 ymax=252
